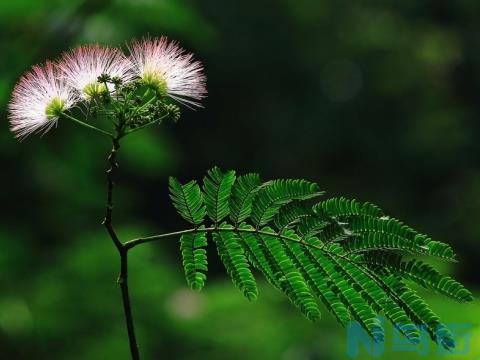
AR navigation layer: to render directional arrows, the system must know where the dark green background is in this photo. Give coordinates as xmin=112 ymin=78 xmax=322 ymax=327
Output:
xmin=1 ymin=0 xmax=479 ymax=359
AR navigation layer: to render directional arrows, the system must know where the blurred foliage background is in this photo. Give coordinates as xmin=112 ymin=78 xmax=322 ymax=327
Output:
xmin=1 ymin=0 xmax=480 ymax=359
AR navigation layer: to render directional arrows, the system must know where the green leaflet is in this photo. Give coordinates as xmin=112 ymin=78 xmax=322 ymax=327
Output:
xmin=260 ymin=227 xmax=321 ymax=321
xmin=273 ymin=201 xmax=313 ymax=233
xmin=213 ymin=225 xmax=258 ymax=301
xmin=299 ymin=236 xmax=384 ymax=340
xmin=383 ymin=275 xmax=456 ymax=350
xmin=180 ymin=227 xmax=208 ymax=290
xmin=348 ymin=215 xmax=419 ymax=242
xmin=324 ymin=243 xmax=420 ymax=343
xmin=281 ymin=230 xmax=351 ymax=326
xmin=342 ymin=232 xmax=431 ymax=256
xmin=363 ymin=252 xmax=473 ymax=303
xmin=169 ymin=177 xmax=205 ymax=225
xmin=311 ymin=244 xmax=384 ymax=341
xmin=237 ymin=224 xmax=280 ymax=288
xmin=426 ymin=239 xmax=457 ymax=262
xmin=297 ymin=216 xmax=329 ymax=238
xmin=203 ymin=167 xmax=236 ymax=223
xmin=250 ymin=179 xmax=324 ymax=228
xmin=229 ymin=173 xmax=262 ymax=224
xmin=347 ymin=215 xmax=457 ymax=261
xmin=317 ymin=222 xmax=351 ymax=243
xmin=315 ymin=197 xmax=384 ymax=218
xmin=168 ymin=167 xmax=472 ymax=348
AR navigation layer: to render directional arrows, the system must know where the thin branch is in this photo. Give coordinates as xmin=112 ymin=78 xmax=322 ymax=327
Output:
xmin=119 ymin=250 xmax=139 ymax=360
xmin=125 ymin=226 xmax=331 ymax=253
xmin=102 ymin=137 xmax=140 ymax=360
xmin=102 ymin=137 xmax=123 ymax=251
xmin=125 ymin=228 xmax=200 ymax=249
xmin=62 ymin=112 xmax=114 ymax=137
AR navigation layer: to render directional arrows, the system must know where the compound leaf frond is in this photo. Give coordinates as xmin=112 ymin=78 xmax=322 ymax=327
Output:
xmin=168 ymin=168 xmax=472 ymax=350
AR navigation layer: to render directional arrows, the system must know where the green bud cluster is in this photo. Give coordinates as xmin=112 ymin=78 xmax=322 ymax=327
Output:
xmin=126 ymin=101 xmax=157 ymax=129
xmin=97 ymin=73 xmax=112 ymax=83
xmin=120 ymin=79 xmax=143 ymax=94
xmin=164 ymin=103 xmax=181 ymax=123
xmin=76 ymin=74 xmax=182 ymax=135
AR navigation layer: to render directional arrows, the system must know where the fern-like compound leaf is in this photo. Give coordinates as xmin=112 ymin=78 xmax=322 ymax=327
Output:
xmin=281 ymin=230 xmax=351 ymax=325
xmin=167 ymin=168 xmax=473 ymax=349
xmin=236 ymin=223 xmax=280 ymax=287
xmin=168 ymin=177 xmax=205 ymax=225
xmin=213 ymin=225 xmax=258 ymax=301
xmin=347 ymin=216 xmax=457 ymax=261
xmin=363 ymin=252 xmax=473 ymax=303
xmin=180 ymin=227 xmax=208 ymax=290
xmin=314 ymin=248 xmax=385 ymax=341
xmin=203 ymin=167 xmax=236 ymax=224
xmin=229 ymin=173 xmax=262 ymax=225
xmin=342 ymin=232 xmax=431 ymax=256
xmin=260 ymin=227 xmax=322 ymax=321
xmin=324 ymin=243 xmax=420 ymax=343
xmin=383 ymin=275 xmax=456 ymax=350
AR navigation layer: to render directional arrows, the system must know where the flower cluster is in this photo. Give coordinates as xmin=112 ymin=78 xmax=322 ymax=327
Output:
xmin=8 ymin=36 xmax=207 ymax=139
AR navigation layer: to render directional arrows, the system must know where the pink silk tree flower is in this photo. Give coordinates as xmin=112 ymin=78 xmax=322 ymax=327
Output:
xmin=58 ymin=44 xmax=134 ymax=99
xmin=128 ymin=36 xmax=207 ymax=107
xmin=8 ymin=61 xmax=78 ymax=140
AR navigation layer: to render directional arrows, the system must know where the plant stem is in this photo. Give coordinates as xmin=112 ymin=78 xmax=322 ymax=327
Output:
xmin=125 ymin=228 xmax=199 ymax=249
xmin=102 ymin=137 xmax=140 ymax=360
xmin=119 ymin=248 xmax=139 ymax=360
xmin=124 ymin=226 xmax=328 ymax=254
